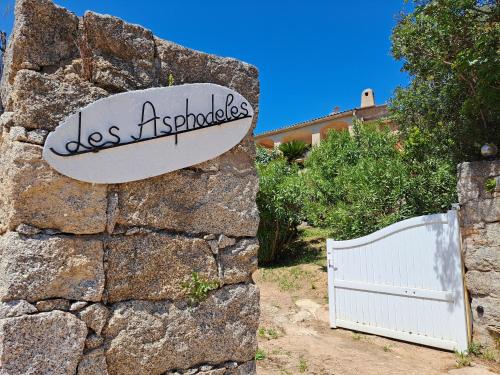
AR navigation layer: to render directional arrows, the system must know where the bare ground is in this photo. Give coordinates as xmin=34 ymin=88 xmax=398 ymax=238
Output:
xmin=254 ymin=229 xmax=499 ymax=375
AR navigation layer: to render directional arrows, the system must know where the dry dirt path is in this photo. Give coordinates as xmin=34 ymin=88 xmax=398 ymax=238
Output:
xmin=254 ymin=262 xmax=499 ymax=375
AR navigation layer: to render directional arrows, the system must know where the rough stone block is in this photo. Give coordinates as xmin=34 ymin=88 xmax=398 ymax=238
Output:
xmin=0 ymin=300 xmax=36 ymax=319
xmin=83 ymin=12 xmax=157 ymax=92
xmin=205 ymin=55 xmax=260 ymax=108
xmin=104 ymin=284 xmax=259 ymax=375
xmin=85 ymin=333 xmax=104 ymax=350
xmin=36 ymin=298 xmax=70 ymax=312
xmin=457 ymin=160 xmax=500 ymax=203
xmin=464 ymin=222 xmax=500 ymax=272
xmin=461 ymin=197 xmax=500 ymax=226
xmin=219 ymin=239 xmax=258 ymax=285
xmin=470 ymin=296 xmax=500 ymax=347
xmin=199 ymin=369 xmax=225 ymax=375
xmin=0 ymin=232 xmax=104 ymax=302
xmin=0 ymin=311 xmax=87 ymax=375
xmin=465 ymin=270 xmax=500 ymax=297
xmin=115 ymin=170 xmax=259 ymax=237
xmin=0 ymin=137 xmax=108 ymax=234
xmin=155 ymin=39 xmax=209 ymax=85
xmin=77 ymin=348 xmax=109 ymax=375
xmin=155 ymin=39 xmax=259 ymax=108
xmin=0 ymin=0 xmax=79 ymax=96
xmin=218 ymin=234 xmax=236 ymax=249
xmin=105 ymin=233 xmax=218 ymax=303
xmin=6 ymin=69 xmax=108 ymax=131
xmin=77 ymin=303 xmax=110 ymax=335
xmin=235 ymin=361 xmax=257 ymax=375
xmin=70 ymin=301 xmax=89 ymax=312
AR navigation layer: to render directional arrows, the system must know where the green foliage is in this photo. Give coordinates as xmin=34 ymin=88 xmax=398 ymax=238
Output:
xmin=391 ymin=0 xmax=500 ymax=162
xmin=303 ymin=124 xmax=408 ymax=239
xmin=467 ymin=341 xmax=497 ymax=361
xmin=302 ymin=122 xmax=456 ymax=240
xmin=258 ymin=327 xmax=279 ymax=340
xmin=256 ymin=157 xmax=306 ymax=265
xmin=256 ymin=146 xmax=281 ymax=165
xmin=298 ymin=356 xmax=308 ymax=372
xmin=278 ymin=140 xmax=310 ymax=163
xmin=468 ymin=341 xmax=483 ymax=356
xmin=255 ymin=348 xmax=267 ymax=361
xmin=454 ymin=351 xmax=472 ymax=368
xmin=167 ymin=73 xmax=175 ymax=86
xmin=481 ymin=348 xmax=497 ymax=361
xmin=485 ymin=178 xmax=497 ymax=193
xmin=400 ymin=126 xmax=458 ymax=214
xmin=181 ymin=272 xmax=219 ymax=305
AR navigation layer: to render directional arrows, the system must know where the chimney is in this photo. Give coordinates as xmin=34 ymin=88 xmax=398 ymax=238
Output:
xmin=360 ymin=88 xmax=375 ymax=108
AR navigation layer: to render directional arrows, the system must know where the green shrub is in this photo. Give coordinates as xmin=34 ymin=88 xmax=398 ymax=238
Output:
xmin=256 ymin=146 xmax=281 ymax=165
xmin=303 ymin=123 xmax=408 ymax=239
xmin=256 ymin=157 xmax=306 ymax=265
xmin=399 ymin=126 xmax=458 ymax=214
xmin=302 ymin=121 xmax=456 ymax=240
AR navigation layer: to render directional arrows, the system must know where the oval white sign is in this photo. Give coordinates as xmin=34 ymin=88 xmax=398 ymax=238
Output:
xmin=42 ymin=83 xmax=254 ymax=184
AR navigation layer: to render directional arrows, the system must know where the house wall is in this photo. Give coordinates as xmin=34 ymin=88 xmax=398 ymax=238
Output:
xmin=255 ymin=103 xmax=390 ymax=149
xmin=256 ymin=116 xmax=353 ymax=148
xmin=458 ymin=160 xmax=500 ymax=350
xmin=0 ymin=1 xmax=260 ymax=374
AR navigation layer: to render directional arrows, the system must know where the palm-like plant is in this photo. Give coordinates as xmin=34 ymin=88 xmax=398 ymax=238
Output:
xmin=278 ymin=140 xmax=310 ymax=163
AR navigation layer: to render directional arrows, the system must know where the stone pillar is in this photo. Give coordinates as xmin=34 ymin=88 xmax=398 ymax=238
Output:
xmin=457 ymin=160 xmax=500 ymax=350
xmin=312 ymin=132 xmax=321 ymax=146
xmin=0 ymin=1 xmax=260 ymax=374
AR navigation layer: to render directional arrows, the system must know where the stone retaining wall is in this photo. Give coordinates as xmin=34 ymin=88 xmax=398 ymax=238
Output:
xmin=458 ymin=160 xmax=500 ymax=350
xmin=0 ymin=1 xmax=260 ymax=374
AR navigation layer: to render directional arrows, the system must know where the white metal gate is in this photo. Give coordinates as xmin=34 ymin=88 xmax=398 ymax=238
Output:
xmin=327 ymin=209 xmax=470 ymax=351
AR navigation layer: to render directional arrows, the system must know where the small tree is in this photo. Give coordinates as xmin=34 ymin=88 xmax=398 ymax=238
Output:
xmin=391 ymin=0 xmax=500 ymax=162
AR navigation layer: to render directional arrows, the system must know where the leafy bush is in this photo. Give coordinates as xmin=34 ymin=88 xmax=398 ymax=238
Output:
xmin=400 ymin=126 xmax=458 ymax=214
xmin=256 ymin=146 xmax=281 ymax=165
xmin=303 ymin=123 xmax=408 ymax=239
xmin=256 ymin=157 xmax=306 ymax=265
xmin=302 ymin=122 xmax=456 ymax=240
xmin=278 ymin=140 xmax=310 ymax=163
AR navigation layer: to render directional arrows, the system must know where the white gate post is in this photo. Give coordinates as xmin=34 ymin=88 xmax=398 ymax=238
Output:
xmin=327 ymin=239 xmax=337 ymax=328
xmin=448 ymin=208 xmax=471 ymax=352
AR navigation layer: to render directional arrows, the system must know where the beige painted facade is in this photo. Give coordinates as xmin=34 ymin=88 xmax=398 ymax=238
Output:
xmin=255 ymin=89 xmax=390 ymax=148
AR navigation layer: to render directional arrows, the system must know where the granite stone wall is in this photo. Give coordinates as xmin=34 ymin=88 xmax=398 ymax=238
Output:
xmin=0 ymin=1 xmax=260 ymax=374
xmin=458 ymin=160 xmax=500 ymax=350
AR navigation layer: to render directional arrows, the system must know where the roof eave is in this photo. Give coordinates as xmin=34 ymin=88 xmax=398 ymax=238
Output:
xmin=255 ymin=109 xmax=355 ymax=138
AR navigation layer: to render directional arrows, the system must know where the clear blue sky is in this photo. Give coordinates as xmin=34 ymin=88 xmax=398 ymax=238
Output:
xmin=0 ymin=0 xmax=410 ymax=134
